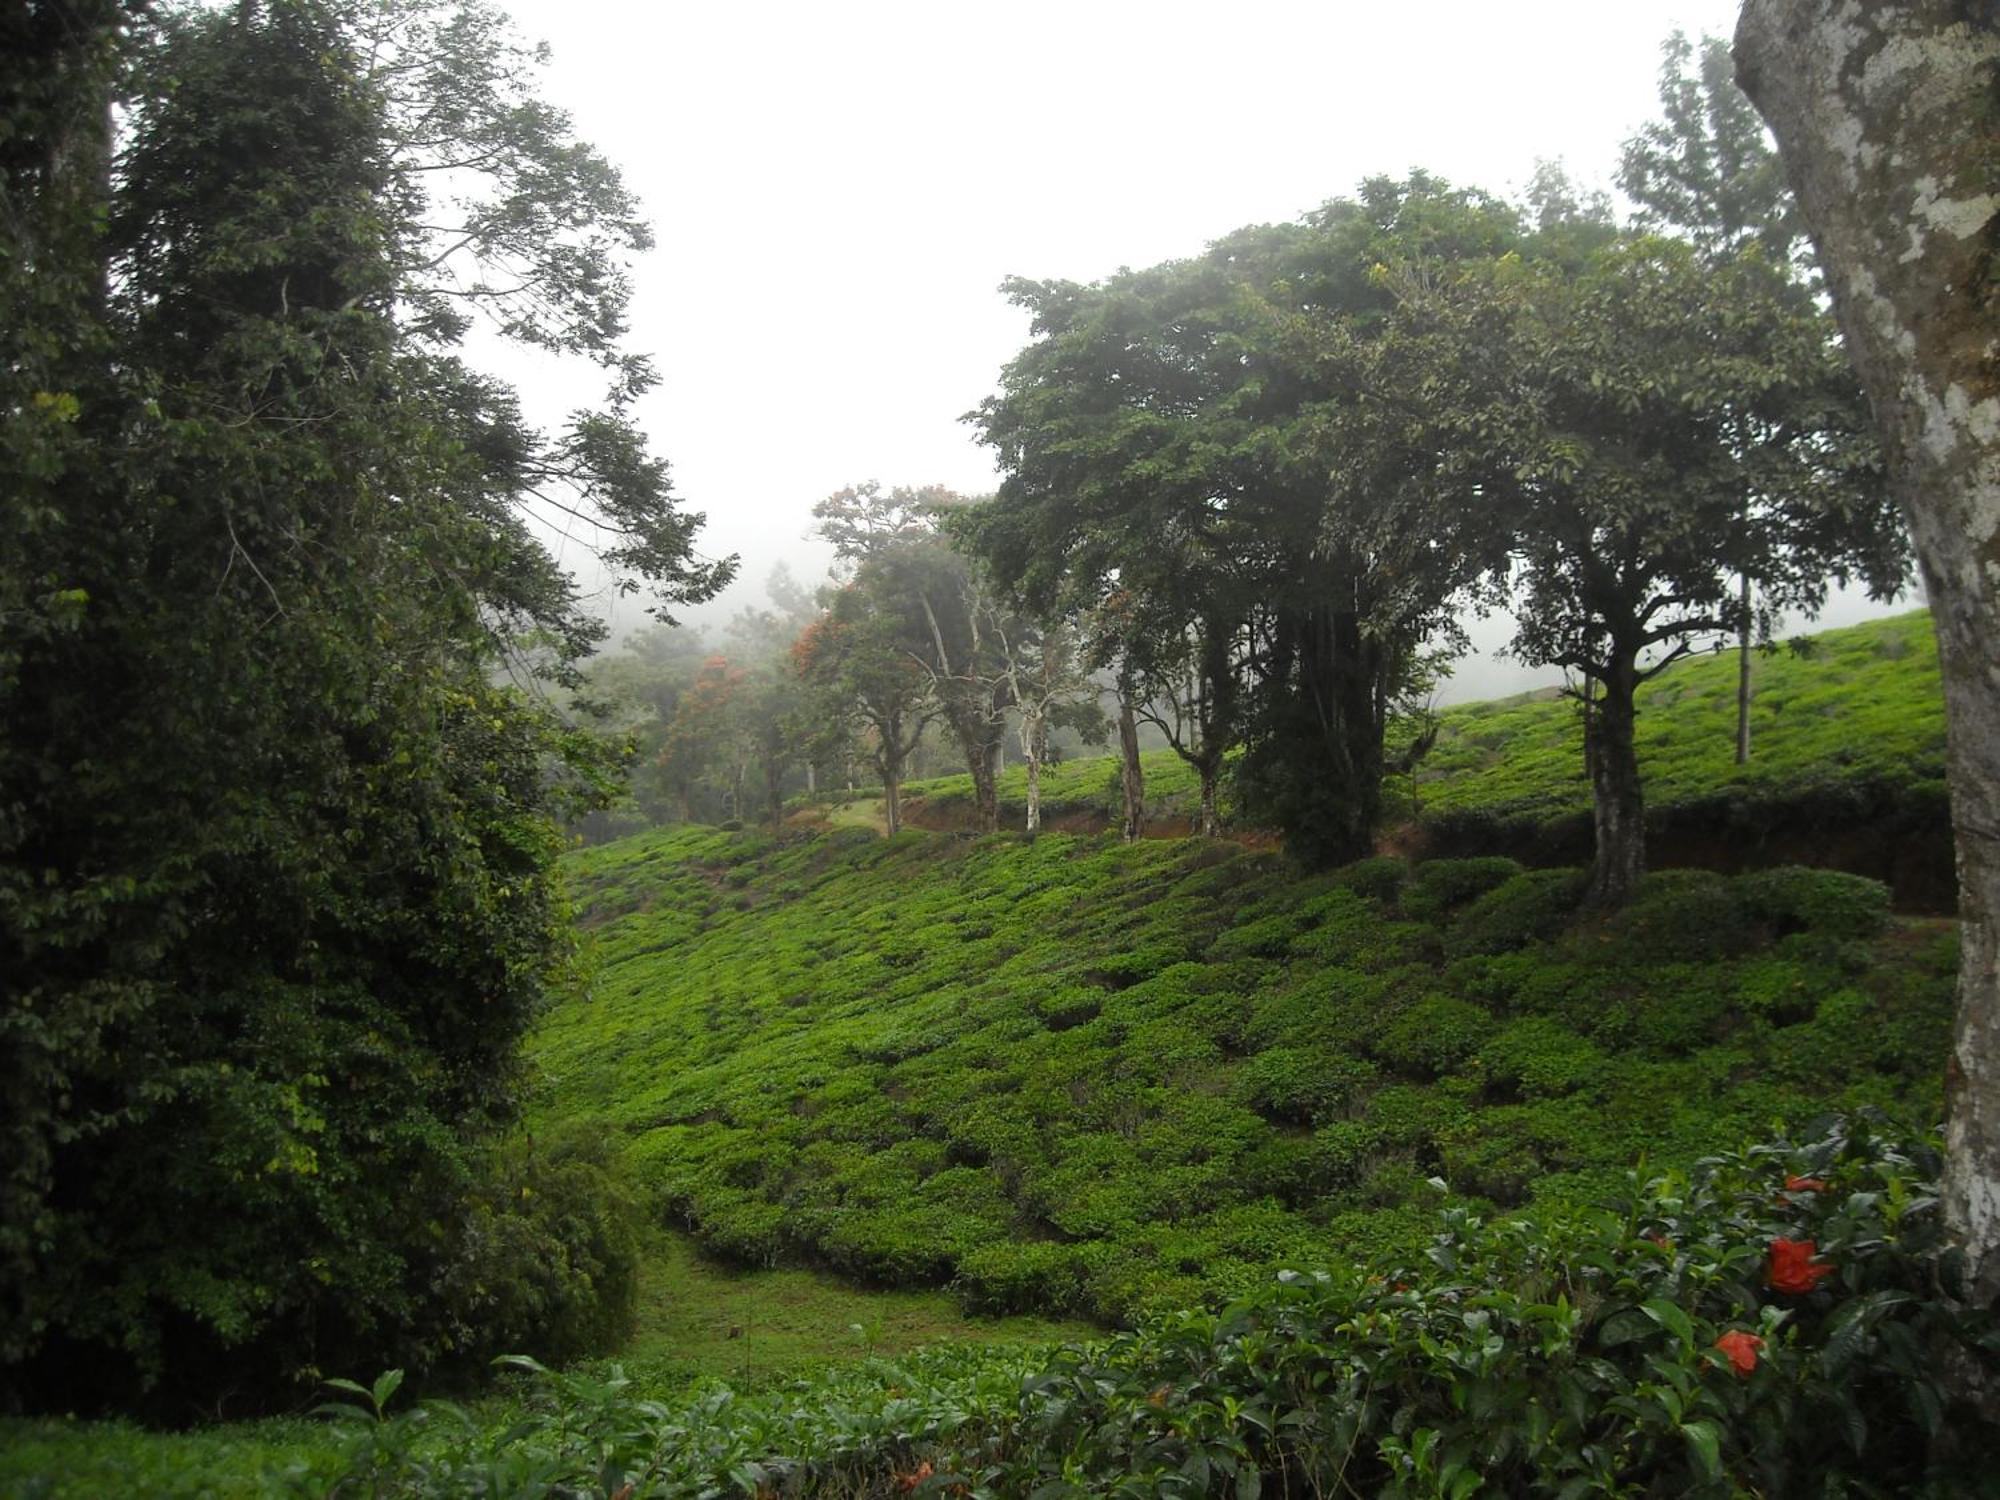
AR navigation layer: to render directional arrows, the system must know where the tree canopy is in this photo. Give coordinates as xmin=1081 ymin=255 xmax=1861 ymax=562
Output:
xmin=1 ymin=0 xmax=721 ymax=1412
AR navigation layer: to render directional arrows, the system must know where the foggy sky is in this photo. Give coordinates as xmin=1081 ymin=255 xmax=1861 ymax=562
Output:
xmin=483 ymin=0 xmax=1912 ymax=703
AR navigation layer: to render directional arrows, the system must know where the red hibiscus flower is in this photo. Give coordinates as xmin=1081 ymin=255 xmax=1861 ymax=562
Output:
xmin=1768 ymin=1237 xmax=1835 ymax=1293
xmin=1714 ymin=1329 xmax=1764 ymax=1377
xmin=1784 ymin=1175 xmax=1828 ymax=1193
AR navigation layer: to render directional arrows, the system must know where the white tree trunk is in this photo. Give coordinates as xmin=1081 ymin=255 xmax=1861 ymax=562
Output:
xmin=1020 ymin=706 xmax=1044 ymax=835
xmin=1736 ymin=0 xmax=2000 ymax=1317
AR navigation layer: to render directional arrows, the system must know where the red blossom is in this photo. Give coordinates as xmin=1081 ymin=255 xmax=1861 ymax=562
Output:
xmin=1715 ymin=1329 xmax=1764 ymax=1377
xmin=896 ymin=1460 xmax=934 ymax=1492
xmin=1768 ymin=1237 xmax=1836 ymax=1294
xmin=1784 ymin=1175 xmax=1828 ymax=1193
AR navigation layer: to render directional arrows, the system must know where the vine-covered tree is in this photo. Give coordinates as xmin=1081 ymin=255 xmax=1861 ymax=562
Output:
xmin=1 ymin=0 xmax=721 ymax=1413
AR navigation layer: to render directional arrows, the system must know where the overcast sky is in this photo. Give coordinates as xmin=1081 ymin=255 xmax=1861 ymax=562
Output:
xmin=488 ymin=0 xmax=1910 ymax=699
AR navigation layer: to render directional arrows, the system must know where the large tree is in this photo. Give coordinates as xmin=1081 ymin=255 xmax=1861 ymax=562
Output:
xmin=1734 ymin=0 xmax=2000 ymax=1356
xmin=1621 ymin=29 xmax=1816 ymax=766
xmin=972 ymin=178 xmax=1524 ymax=868
xmin=1 ymin=0 xmax=720 ymax=1412
xmin=1490 ymin=234 xmax=1904 ymax=906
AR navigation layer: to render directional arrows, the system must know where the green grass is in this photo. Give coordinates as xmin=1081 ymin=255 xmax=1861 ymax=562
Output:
xmin=1407 ymin=610 xmax=1945 ymax=828
xmin=618 ymin=1230 xmax=1087 ymax=1386
xmin=538 ymin=821 xmax=1954 ymax=1327
xmin=0 ymin=1415 xmax=342 ymax=1498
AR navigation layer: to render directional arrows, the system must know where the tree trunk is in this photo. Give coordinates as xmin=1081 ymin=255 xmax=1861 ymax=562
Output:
xmin=765 ymin=755 xmax=783 ymax=832
xmin=1197 ymin=761 xmax=1220 ymax=838
xmin=1021 ymin=711 xmax=1044 ymax=837
xmin=806 ymin=762 xmax=816 ymax=797
xmin=1735 ymin=572 xmax=1752 ymax=765
xmin=883 ymin=765 xmax=901 ymax=836
xmin=1118 ymin=688 xmax=1145 ymax=843
xmin=971 ymin=739 xmax=1000 ymax=833
xmin=1736 ymin=0 xmax=2000 ymax=1339
xmin=1584 ymin=662 xmax=1645 ymax=908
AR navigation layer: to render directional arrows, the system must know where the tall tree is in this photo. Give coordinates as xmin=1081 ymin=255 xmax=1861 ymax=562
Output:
xmin=1734 ymin=0 xmax=2000 ymax=1366
xmin=1 ymin=0 xmax=720 ymax=1411
xmin=814 ymin=483 xmax=1017 ymax=833
xmin=972 ymin=178 xmax=1524 ymax=869
xmin=793 ymin=588 xmax=932 ymax=836
xmin=1621 ymin=30 xmax=1800 ymax=259
xmin=1620 ymin=30 xmax=1812 ymax=764
xmin=1487 ymin=235 xmax=1905 ymax=905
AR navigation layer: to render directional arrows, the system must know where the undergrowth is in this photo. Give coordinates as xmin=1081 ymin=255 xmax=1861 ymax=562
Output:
xmin=87 ymin=1120 xmax=1991 ymax=1497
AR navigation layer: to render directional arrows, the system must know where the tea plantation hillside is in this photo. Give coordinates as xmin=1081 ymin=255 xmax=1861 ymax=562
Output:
xmin=891 ymin=612 xmax=1948 ymax=897
xmin=539 ymin=826 xmax=1955 ymax=1325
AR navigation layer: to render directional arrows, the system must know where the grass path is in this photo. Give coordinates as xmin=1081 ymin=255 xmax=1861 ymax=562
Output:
xmin=818 ymin=797 xmax=889 ymax=835
xmin=616 ymin=1231 xmax=1089 ymax=1387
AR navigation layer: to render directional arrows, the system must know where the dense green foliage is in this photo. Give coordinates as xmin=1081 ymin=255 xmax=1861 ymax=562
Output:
xmin=0 ymin=0 xmax=710 ymax=1412
xmin=16 ymin=1120 xmax=1992 ymax=1497
xmin=538 ymin=819 xmax=1952 ymax=1327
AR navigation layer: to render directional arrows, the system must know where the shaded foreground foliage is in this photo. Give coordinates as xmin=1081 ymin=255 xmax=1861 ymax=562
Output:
xmin=1 ymin=0 xmax=704 ymax=1413
xmin=13 ymin=1120 xmax=1993 ymax=1496
xmin=542 ymin=821 xmax=1952 ymax=1326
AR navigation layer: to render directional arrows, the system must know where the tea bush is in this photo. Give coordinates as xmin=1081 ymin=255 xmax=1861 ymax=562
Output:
xmin=539 ymin=825 xmax=1957 ymax=1327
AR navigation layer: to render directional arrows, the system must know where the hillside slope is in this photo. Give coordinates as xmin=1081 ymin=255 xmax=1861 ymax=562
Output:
xmin=539 ymin=828 xmax=1953 ymax=1325
xmin=883 ymin=611 xmax=1948 ymax=898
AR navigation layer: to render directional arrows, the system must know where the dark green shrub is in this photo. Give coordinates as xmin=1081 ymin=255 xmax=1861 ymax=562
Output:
xmin=954 ymin=1240 xmax=1108 ymax=1315
xmin=434 ymin=1126 xmax=642 ymax=1375
xmin=1233 ymin=1047 xmax=1378 ymax=1125
xmin=1375 ymin=994 xmax=1497 ymax=1075
xmin=1625 ymin=964 xmax=1735 ymax=1052
xmin=1737 ymin=866 xmax=1891 ymax=940
xmin=1329 ymin=855 xmax=1411 ymax=903
xmin=1599 ymin=869 xmax=1759 ymax=962
xmin=1288 ymin=896 xmax=1440 ymax=970
xmin=1305 ymin=1119 xmax=1387 ymax=1192
xmin=821 ymin=1209 xmax=965 ymax=1285
xmin=1445 ymin=867 xmax=1588 ymax=958
xmin=1399 ymin=856 xmax=1524 ymax=922
xmin=1364 ymin=1083 xmax=1468 ymax=1155
xmin=1478 ymin=1017 xmax=1605 ymax=1097
xmin=1209 ymin=911 xmax=1305 ymax=960
xmin=1735 ymin=955 xmax=1840 ymax=1025
xmin=1034 ymin=985 xmax=1103 ymax=1029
